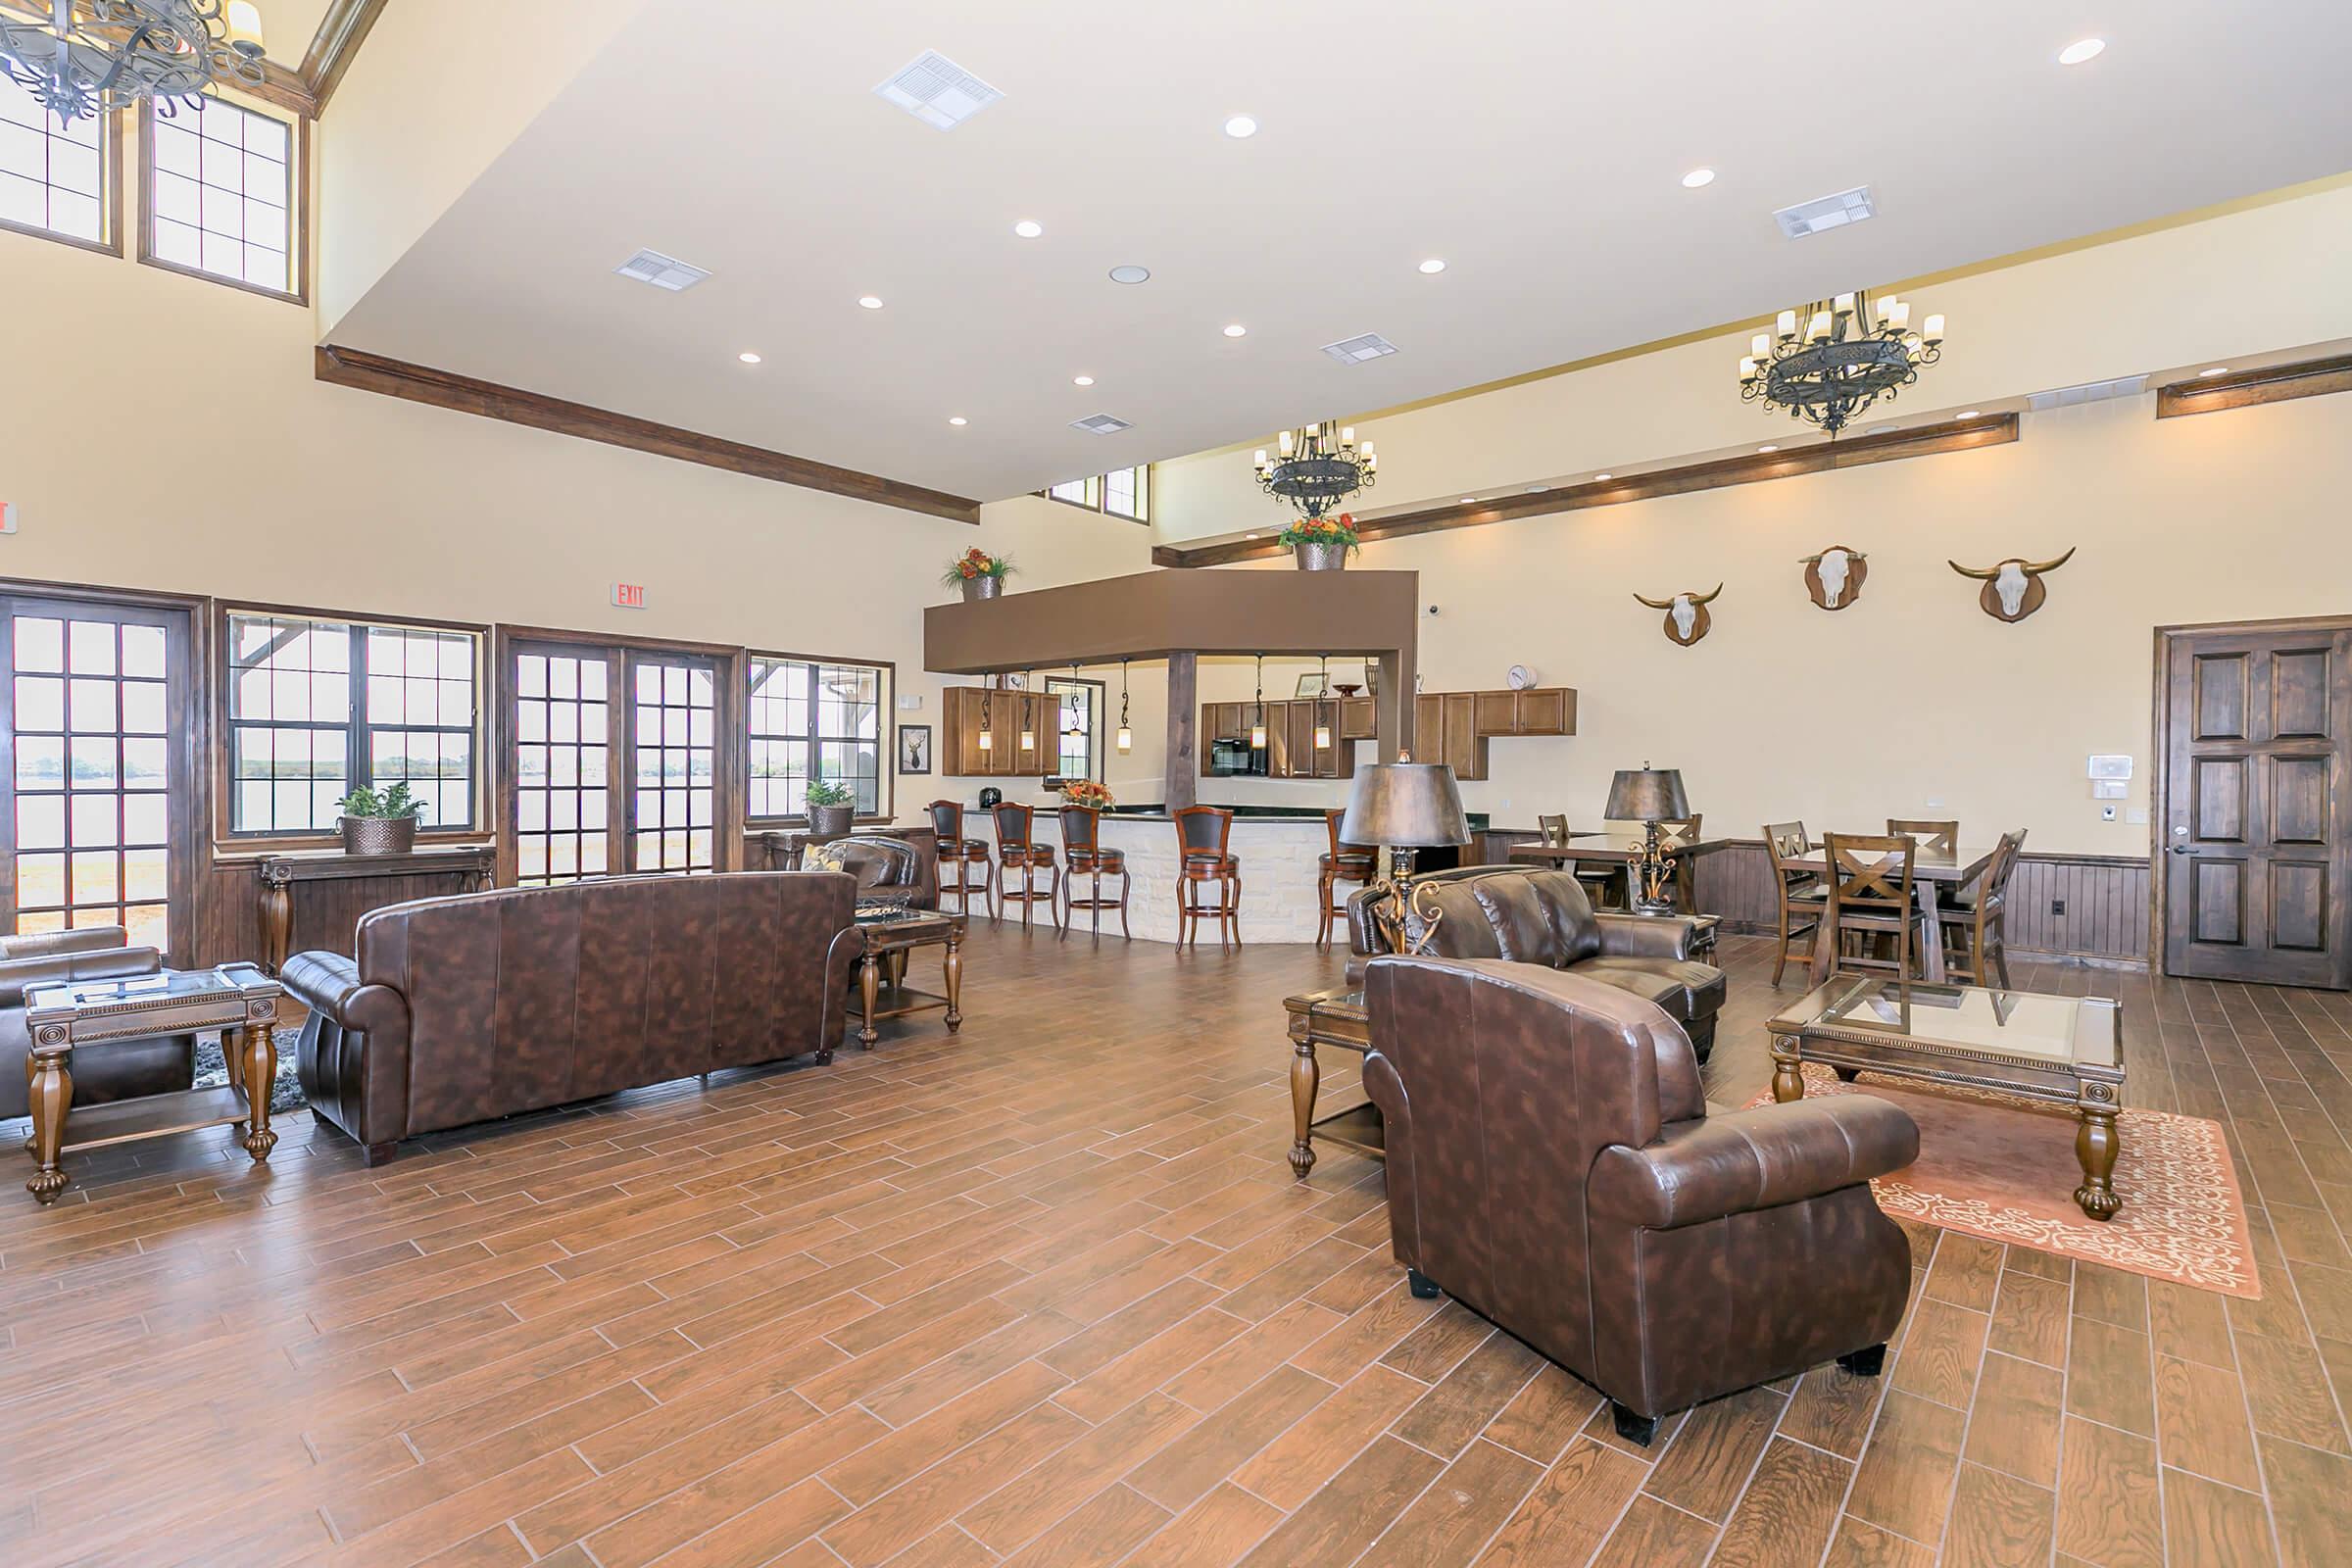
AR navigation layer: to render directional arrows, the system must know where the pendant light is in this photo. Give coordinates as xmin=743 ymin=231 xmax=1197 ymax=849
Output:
xmin=1018 ymin=670 xmax=1037 ymax=752
xmin=978 ymin=683 xmax=993 ymax=751
xmin=1312 ymin=654 xmax=1333 ymax=750
xmin=1115 ymin=660 xmax=1133 ymax=753
xmin=1250 ymin=656 xmax=1268 ymax=750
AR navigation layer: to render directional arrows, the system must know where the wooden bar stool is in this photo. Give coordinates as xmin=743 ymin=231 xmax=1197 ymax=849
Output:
xmin=1173 ymin=806 xmax=1242 ymax=949
xmin=928 ymin=800 xmax=991 ymax=918
xmin=1763 ymin=819 xmax=1827 ymax=987
xmin=1056 ymin=804 xmax=1131 ymax=940
xmin=990 ymin=803 xmax=1060 ymax=931
xmin=1822 ymin=832 xmax=1936 ymax=981
xmin=1317 ymin=808 xmax=1377 ymax=948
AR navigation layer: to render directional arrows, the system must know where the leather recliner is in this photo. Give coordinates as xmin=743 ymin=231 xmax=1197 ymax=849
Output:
xmin=281 ymin=871 xmax=858 ymax=1165
xmin=0 ymin=927 xmax=197 ymax=1119
xmin=1348 ymin=865 xmax=1729 ymax=1058
xmin=1363 ymin=954 xmax=1918 ymax=1443
xmin=802 ymin=831 xmax=938 ymax=912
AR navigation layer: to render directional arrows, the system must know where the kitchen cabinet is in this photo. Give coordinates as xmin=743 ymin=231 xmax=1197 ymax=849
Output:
xmin=941 ymin=687 xmax=1054 ymax=778
xmin=1198 ymin=685 xmax=1571 ymax=783
xmin=1340 ymin=696 xmax=1376 ymax=741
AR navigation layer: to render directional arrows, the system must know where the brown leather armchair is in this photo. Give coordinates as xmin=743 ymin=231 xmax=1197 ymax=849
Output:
xmin=0 ymin=927 xmax=196 ymax=1120
xmin=802 ymin=832 xmax=938 ymax=912
xmin=1363 ymin=955 xmax=1917 ymax=1444
xmin=1348 ymin=865 xmax=1728 ymax=1059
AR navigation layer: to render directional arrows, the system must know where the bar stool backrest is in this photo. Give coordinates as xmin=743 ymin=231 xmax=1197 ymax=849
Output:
xmin=1325 ymin=808 xmax=1374 ymax=861
xmin=929 ymin=800 xmax=963 ymax=845
xmin=1059 ymin=805 xmax=1102 ymax=856
xmin=1176 ymin=806 xmax=1233 ymax=859
xmin=992 ymin=803 xmax=1034 ymax=851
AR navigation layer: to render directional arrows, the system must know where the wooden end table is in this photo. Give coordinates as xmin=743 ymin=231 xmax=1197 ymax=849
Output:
xmin=1284 ymin=986 xmax=1382 ymax=1179
xmin=847 ymin=908 xmax=964 ymax=1054
xmin=22 ymin=964 xmax=283 ymax=1204
xmin=1767 ymin=974 xmax=2126 ymax=1220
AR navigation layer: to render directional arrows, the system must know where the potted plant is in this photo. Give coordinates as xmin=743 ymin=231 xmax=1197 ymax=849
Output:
xmin=1059 ymin=778 xmax=1114 ymax=810
xmin=943 ymin=547 xmax=1015 ymax=602
xmin=1279 ymin=514 xmax=1359 ymax=570
xmin=805 ymin=777 xmax=856 ymax=836
xmin=336 ymin=782 xmax=427 ymax=856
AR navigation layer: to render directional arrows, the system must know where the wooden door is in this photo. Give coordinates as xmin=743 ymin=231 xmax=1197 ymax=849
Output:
xmin=2161 ymin=620 xmax=2352 ymax=987
xmin=0 ymin=595 xmax=196 ymax=962
xmin=509 ymin=639 xmax=622 ymax=886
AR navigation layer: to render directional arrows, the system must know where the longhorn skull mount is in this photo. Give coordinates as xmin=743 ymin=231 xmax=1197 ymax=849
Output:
xmin=1798 ymin=546 xmax=1869 ymax=611
xmin=1633 ymin=584 xmax=1722 ymax=646
xmin=1949 ymin=547 xmax=2076 ymax=622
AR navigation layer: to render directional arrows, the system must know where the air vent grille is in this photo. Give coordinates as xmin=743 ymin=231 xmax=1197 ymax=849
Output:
xmin=2027 ymin=374 xmax=2148 ymax=412
xmin=874 ymin=50 xmax=1002 ymax=129
xmin=1071 ymin=414 xmax=1133 ymax=435
xmin=613 ymin=249 xmax=710 ymax=291
xmin=1321 ymin=332 xmax=1398 ymax=364
xmin=1774 ymin=186 xmax=1876 ymax=239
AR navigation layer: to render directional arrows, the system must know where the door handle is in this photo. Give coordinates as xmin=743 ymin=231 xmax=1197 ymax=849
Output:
xmin=2170 ymin=845 xmax=2198 ymax=856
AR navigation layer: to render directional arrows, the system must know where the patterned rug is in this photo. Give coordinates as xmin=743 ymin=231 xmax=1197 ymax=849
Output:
xmin=192 ymin=1033 xmax=306 ymax=1114
xmin=1744 ymin=1063 xmax=2260 ymax=1298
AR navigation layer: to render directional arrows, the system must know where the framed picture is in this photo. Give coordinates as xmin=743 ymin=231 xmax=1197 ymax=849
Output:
xmin=1295 ymin=672 xmax=1331 ymax=698
xmin=898 ymin=724 xmax=933 ymax=775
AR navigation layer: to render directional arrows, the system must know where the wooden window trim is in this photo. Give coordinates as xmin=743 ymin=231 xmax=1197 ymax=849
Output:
xmin=0 ymin=99 xmax=126 ymax=258
xmin=135 ymin=93 xmax=310 ymax=308
xmin=1040 ymin=466 xmax=1152 ymax=524
xmin=213 ymin=603 xmax=490 ymax=851
xmin=744 ymin=649 xmax=897 ymax=828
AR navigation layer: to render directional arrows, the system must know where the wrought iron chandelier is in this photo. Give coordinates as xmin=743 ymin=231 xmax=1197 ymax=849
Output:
xmin=1253 ymin=419 xmax=1376 ymax=518
xmin=1739 ymin=289 xmax=1945 ymax=436
xmin=0 ymin=1 xmax=266 ymax=125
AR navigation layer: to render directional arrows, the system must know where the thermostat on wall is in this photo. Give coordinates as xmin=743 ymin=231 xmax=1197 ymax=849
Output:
xmin=0 ymin=501 xmax=17 ymax=534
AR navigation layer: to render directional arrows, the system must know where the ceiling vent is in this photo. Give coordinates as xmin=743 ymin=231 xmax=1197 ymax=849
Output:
xmin=1321 ymin=332 xmax=1398 ymax=365
xmin=1071 ymin=413 xmax=1133 ymax=435
xmin=2027 ymin=373 xmax=2148 ymax=412
xmin=874 ymin=50 xmax=1002 ymax=129
xmin=613 ymin=249 xmax=710 ymax=291
xmin=1773 ymin=186 xmax=1876 ymax=239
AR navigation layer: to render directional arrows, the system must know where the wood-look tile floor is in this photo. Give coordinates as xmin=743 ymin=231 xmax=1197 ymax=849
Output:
xmin=4 ymin=925 xmax=2351 ymax=1567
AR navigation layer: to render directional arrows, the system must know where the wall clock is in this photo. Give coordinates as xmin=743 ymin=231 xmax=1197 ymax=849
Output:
xmin=1506 ymin=664 xmax=1538 ymax=690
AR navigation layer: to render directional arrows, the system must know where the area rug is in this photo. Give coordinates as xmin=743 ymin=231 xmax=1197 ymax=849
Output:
xmin=1744 ymin=1064 xmax=2260 ymax=1298
xmin=193 ymin=1033 xmax=306 ymax=1114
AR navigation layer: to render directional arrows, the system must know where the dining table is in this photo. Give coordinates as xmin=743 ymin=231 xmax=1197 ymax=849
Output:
xmin=1505 ymin=831 xmax=1732 ymax=913
xmin=1779 ymin=840 xmax=1998 ymax=987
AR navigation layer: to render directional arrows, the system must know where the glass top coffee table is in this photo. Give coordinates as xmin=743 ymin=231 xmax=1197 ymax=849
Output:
xmin=1767 ymin=974 xmax=2126 ymax=1220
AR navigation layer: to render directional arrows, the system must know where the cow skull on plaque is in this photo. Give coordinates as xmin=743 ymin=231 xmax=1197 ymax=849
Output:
xmin=1633 ymin=584 xmax=1722 ymax=647
xmin=1798 ymin=546 xmax=1869 ymax=611
xmin=1948 ymin=547 xmax=2077 ymax=622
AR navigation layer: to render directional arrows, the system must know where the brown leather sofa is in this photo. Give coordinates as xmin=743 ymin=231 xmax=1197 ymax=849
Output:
xmin=0 ymin=926 xmax=197 ymax=1120
xmin=1363 ymin=955 xmax=1917 ymax=1444
xmin=281 ymin=871 xmax=858 ymax=1164
xmin=1348 ymin=865 xmax=1729 ymax=1059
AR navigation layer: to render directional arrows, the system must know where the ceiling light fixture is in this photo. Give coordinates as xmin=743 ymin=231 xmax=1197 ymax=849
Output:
xmin=948 ymin=416 xmax=967 ymax=425
xmin=1254 ymin=421 xmax=1376 ymax=518
xmin=1223 ymin=114 xmax=1258 ymax=138
xmin=1072 ymin=375 xmax=1095 ymax=386
xmin=1012 ymin=220 xmax=1042 ymax=238
xmin=738 ymin=352 xmax=762 ymax=364
xmin=1116 ymin=660 xmax=1132 ymax=754
xmin=1250 ymin=656 xmax=1268 ymax=750
xmin=1418 ymin=259 xmax=1446 ymax=274
xmin=1758 ymin=445 xmax=1780 ymax=453
xmin=1459 ymin=497 xmax=1477 ymax=505
xmin=1740 ymin=289 xmax=1946 ymax=435
xmin=2057 ymin=37 xmax=2106 ymax=66
xmin=1682 ymin=168 xmax=1717 ymax=188
xmin=1959 ymin=410 xmax=1982 ymax=419
xmin=858 ymin=295 xmax=884 ymax=309
xmin=1593 ymin=472 xmax=1613 ymax=481
xmin=1526 ymin=484 xmax=1548 ymax=493
xmin=1223 ymin=323 xmax=1249 ymax=338
xmin=0 ymin=0 xmax=268 ymax=124
xmin=1313 ymin=656 xmax=1333 ymax=750
xmin=1108 ymin=265 xmax=1151 ymax=284
xmin=2200 ymin=367 xmax=2230 ymax=376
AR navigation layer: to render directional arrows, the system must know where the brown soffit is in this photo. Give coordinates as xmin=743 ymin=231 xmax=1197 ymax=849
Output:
xmin=316 ymin=345 xmax=983 ymax=524
xmin=301 ymin=0 xmax=390 ymax=114
xmin=2154 ymin=353 xmax=2352 ymax=420
xmin=1153 ymin=412 xmax=2020 ymax=568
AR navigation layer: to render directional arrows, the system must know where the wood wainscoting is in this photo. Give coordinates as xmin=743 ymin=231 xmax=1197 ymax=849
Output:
xmin=1690 ymin=840 xmax=2152 ymax=969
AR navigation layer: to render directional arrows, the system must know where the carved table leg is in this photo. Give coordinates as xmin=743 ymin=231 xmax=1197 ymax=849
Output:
xmin=2074 ymin=1103 xmax=2122 ymax=1220
xmin=858 ymin=953 xmax=881 ymax=1050
xmin=241 ymin=1023 xmax=278 ymax=1160
xmin=1289 ymin=1034 xmax=1320 ymax=1179
xmin=944 ymin=935 xmax=963 ymax=1033
xmin=259 ymin=877 xmax=292 ymax=976
xmin=1770 ymin=1033 xmax=1806 ymax=1103
xmin=25 ymin=1039 xmax=71 ymax=1203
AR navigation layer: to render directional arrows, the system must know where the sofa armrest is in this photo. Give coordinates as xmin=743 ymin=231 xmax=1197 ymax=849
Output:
xmin=280 ymin=952 xmax=409 ymax=1034
xmin=1592 ymin=913 xmax=1697 ymax=962
xmin=0 ymin=924 xmax=126 ymax=962
xmin=1588 ymin=1098 xmax=1919 ymax=1230
xmin=0 ymin=943 xmax=166 ymax=999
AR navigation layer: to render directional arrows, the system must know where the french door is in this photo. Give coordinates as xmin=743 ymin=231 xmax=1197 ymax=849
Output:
xmin=0 ymin=595 xmax=195 ymax=959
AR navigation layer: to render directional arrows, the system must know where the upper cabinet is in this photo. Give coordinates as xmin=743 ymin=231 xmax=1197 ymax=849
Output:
xmin=941 ymin=687 xmax=1056 ymax=778
xmin=1200 ymin=687 xmax=1573 ymax=783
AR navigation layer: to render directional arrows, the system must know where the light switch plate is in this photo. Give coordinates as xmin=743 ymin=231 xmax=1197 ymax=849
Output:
xmin=2127 ymin=808 xmax=2149 ymax=824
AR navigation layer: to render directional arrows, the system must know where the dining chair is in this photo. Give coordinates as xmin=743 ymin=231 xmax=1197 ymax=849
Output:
xmin=1542 ymin=813 xmax=1625 ymax=908
xmin=1886 ymin=818 xmax=1960 ymax=857
xmin=990 ymin=803 xmax=1060 ymax=932
xmin=1763 ymin=820 xmax=1827 ymax=987
xmin=1536 ymin=813 xmax=1571 ymax=845
xmin=1940 ymin=829 xmax=2027 ymax=987
xmin=1173 ymin=806 xmax=1242 ymax=948
xmin=1316 ymin=808 xmax=1377 ymax=949
xmin=1822 ymin=832 xmax=1936 ymax=982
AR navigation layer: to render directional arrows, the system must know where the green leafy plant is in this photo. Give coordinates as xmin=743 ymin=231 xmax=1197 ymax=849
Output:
xmin=337 ymin=781 xmax=428 ymax=821
xmin=805 ymin=778 xmax=855 ymax=808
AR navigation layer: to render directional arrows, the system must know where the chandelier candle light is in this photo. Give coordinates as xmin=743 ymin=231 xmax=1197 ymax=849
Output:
xmin=1115 ymin=660 xmax=1133 ymax=754
xmin=1254 ymin=420 xmax=1376 ymax=518
xmin=1739 ymin=290 xmax=1944 ymax=436
xmin=0 ymin=0 xmax=267 ymax=124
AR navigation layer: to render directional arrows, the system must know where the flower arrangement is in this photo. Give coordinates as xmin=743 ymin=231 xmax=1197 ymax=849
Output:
xmin=1275 ymin=514 xmax=1359 ymax=551
xmin=941 ymin=547 xmax=1015 ymax=586
xmin=1059 ymin=779 xmax=1115 ymax=809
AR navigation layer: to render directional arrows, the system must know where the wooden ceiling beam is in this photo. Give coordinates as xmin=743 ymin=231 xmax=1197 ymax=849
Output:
xmin=2155 ymin=353 xmax=2352 ymax=419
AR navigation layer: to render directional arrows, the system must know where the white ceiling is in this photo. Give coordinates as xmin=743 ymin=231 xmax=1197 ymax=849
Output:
xmin=325 ymin=0 xmax=2352 ymax=505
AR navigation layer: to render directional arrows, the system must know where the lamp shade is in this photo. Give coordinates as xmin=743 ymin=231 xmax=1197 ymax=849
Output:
xmin=1604 ymin=766 xmax=1690 ymax=822
xmin=1340 ymin=762 xmax=1471 ymax=849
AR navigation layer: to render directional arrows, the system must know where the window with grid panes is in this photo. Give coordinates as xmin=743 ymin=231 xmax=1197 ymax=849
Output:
xmin=513 ymin=650 xmax=612 ymax=885
xmin=226 ymin=613 xmax=478 ymax=836
xmin=144 ymin=93 xmax=294 ymax=294
xmin=630 ymin=657 xmax=717 ymax=872
xmin=748 ymin=658 xmax=886 ymax=819
xmin=0 ymin=68 xmax=108 ymax=246
xmin=1039 ymin=467 xmax=1149 ymax=521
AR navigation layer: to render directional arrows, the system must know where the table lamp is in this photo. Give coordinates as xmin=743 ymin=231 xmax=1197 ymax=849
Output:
xmin=1339 ymin=757 xmax=1471 ymax=953
xmin=1604 ymin=764 xmax=1690 ymax=915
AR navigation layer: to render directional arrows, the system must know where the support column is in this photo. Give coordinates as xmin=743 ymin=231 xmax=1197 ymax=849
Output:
xmin=1165 ymin=652 xmax=1198 ymax=809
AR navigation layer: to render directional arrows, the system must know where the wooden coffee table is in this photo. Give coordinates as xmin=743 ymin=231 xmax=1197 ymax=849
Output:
xmin=1283 ymin=986 xmax=1382 ymax=1178
xmin=1767 ymin=975 xmax=2127 ymax=1220
xmin=846 ymin=908 xmax=964 ymax=1054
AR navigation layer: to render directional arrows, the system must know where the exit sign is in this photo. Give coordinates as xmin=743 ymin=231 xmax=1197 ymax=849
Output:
xmin=611 ymin=582 xmax=646 ymax=609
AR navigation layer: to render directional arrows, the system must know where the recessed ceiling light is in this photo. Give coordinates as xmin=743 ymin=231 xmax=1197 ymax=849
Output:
xmin=1072 ymin=375 xmax=1095 ymax=386
xmin=1223 ymin=323 xmax=1248 ymax=338
xmin=1959 ymin=410 xmax=1982 ymax=419
xmin=948 ymin=416 xmax=967 ymax=426
xmin=737 ymin=352 xmax=762 ymax=364
xmin=1593 ymin=472 xmax=1612 ymax=481
xmin=2057 ymin=37 xmax=2105 ymax=66
xmin=2200 ymin=366 xmax=2230 ymax=376
xmin=1681 ymin=168 xmax=1717 ymax=189
xmin=1244 ymin=532 xmax=1258 ymax=540
xmin=1758 ymin=444 xmax=1780 ymax=453
xmin=1108 ymin=265 xmax=1151 ymax=285
xmin=1459 ymin=497 xmax=1477 ymax=505
xmin=1012 ymin=220 xmax=1043 ymax=238
xmin=858 ymin=295 xmax=884 ymax=310
xmin=1418 ymin=259 xmax=1446 ymax=274
xmin=1223 ymin=115 xmax=1258 ymax=138
xmin=1525 ymin=484 xmax=1548 ymax=493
